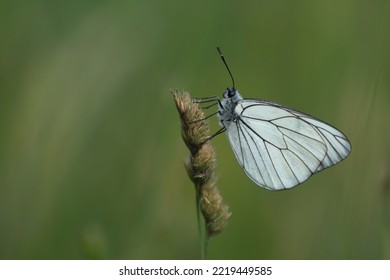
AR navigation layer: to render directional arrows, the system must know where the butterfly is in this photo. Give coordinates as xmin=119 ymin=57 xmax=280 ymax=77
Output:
xmin=200 ymin=47 xmax=351 ymax=191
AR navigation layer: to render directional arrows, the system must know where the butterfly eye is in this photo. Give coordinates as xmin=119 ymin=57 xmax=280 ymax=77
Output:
xmin=227 ymin=88 xmax=236 ymax=98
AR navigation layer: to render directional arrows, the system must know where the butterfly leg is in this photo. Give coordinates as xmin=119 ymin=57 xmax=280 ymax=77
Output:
xmin=199 ymin=127 xmax=226 ymax=145
xmin=189 ymin=111 xmax=219 ymax=124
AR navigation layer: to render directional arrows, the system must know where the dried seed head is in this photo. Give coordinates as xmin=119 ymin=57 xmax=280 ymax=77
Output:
xmin=172 ymin=89 xmax=231 ymax=237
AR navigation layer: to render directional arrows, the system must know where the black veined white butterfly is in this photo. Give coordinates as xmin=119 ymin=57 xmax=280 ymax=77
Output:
xmin=199 ymin=47 xmax=351 ymax=191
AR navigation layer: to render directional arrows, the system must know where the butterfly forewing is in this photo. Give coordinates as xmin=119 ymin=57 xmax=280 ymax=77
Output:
xmin=224 ymin=99 xmax=351 ymax=190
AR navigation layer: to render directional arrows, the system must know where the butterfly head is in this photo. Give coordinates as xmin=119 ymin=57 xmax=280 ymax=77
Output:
xmin=218 ymin=87 xmax=243 ymax=125
xmin=222 ymin=87 xmax=242 ymax=103
xmin=224 ymin=87 xmax=236 ymax=98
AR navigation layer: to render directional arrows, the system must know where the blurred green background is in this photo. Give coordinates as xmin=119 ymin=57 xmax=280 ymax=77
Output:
xmin=0 ymin=0 xmax=389 ymax=259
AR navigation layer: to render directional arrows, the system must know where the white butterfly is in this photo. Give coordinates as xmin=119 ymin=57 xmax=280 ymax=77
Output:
xmin=205 ymin=48 xmax=351 ymax=191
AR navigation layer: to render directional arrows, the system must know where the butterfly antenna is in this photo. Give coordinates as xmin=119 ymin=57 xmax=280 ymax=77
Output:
xmin=217 ymin=47 xmax=235 ymax=89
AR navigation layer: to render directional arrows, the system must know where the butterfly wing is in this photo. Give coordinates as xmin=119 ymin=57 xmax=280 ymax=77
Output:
xmin=224 ymin=99 xmax=351 ymax=190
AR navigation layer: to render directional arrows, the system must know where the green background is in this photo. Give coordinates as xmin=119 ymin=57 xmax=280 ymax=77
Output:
xmin=1 ymin=0 xmax=389 ymax=259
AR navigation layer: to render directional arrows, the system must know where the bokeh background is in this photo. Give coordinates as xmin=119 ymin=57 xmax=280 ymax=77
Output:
xmin=1 ymin=0 xmax=389 ymax=259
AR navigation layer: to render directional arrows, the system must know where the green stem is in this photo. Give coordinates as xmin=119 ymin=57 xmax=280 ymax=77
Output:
xmin=195 ymin=184 xmax=208 ymax=259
